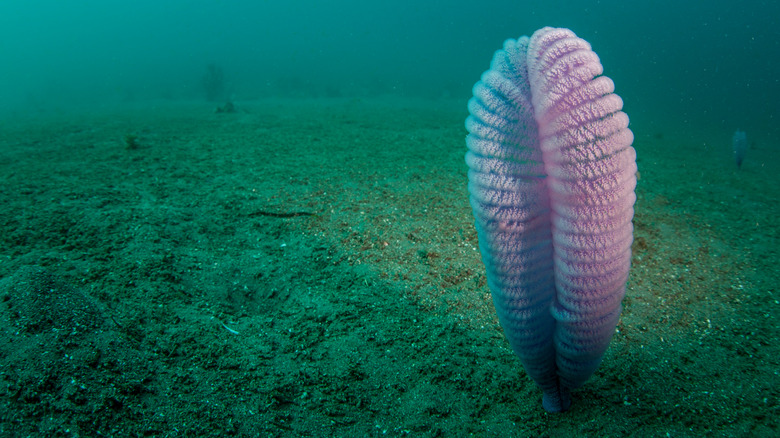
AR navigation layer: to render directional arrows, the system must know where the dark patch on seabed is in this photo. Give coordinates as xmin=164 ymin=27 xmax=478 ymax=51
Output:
xmin=0 ymin=98 xmax=777 ymax=436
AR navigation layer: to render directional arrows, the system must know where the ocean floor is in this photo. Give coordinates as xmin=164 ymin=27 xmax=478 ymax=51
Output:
xmin=0 ymin=97 xmax=777 ymax=436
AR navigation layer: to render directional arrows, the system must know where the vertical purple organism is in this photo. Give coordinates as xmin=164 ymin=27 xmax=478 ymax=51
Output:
xmin=466 ymin=27 xmax=636 ymax=412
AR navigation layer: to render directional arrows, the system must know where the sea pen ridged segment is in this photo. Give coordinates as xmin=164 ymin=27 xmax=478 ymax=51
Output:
xmin=467 ymin=27 xmax=635 ymax=414
xmin=528 ymin=27 xmax=635 ymax=400
xmin=465 ymin=36 xmax=560 ymax=395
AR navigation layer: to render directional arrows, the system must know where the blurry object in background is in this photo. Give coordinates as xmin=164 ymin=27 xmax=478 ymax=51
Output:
xmin=202 ymin=63 xmax=225 ymax=102
xmin=124 ymin=133 xmax=140 ymax=150
xmin=733 ymin=129 xmax=747 ymax=169
xmin=215 ymin=100 xmax=236 ymax=113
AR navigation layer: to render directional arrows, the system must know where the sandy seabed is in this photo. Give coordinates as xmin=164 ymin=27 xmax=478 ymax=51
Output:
xmin=0 ymin=97 xmax=777 ymax=437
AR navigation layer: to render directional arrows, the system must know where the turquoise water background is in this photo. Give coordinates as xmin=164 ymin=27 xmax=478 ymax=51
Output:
xmin=2 ymin=1 xmax=778 ymax=146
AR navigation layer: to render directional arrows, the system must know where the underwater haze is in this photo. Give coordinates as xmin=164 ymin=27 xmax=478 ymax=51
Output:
xmin=2 ymin=0 xmax=779 ymax=140
xmin=1 ymin=0 xmax=779 ymax=436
